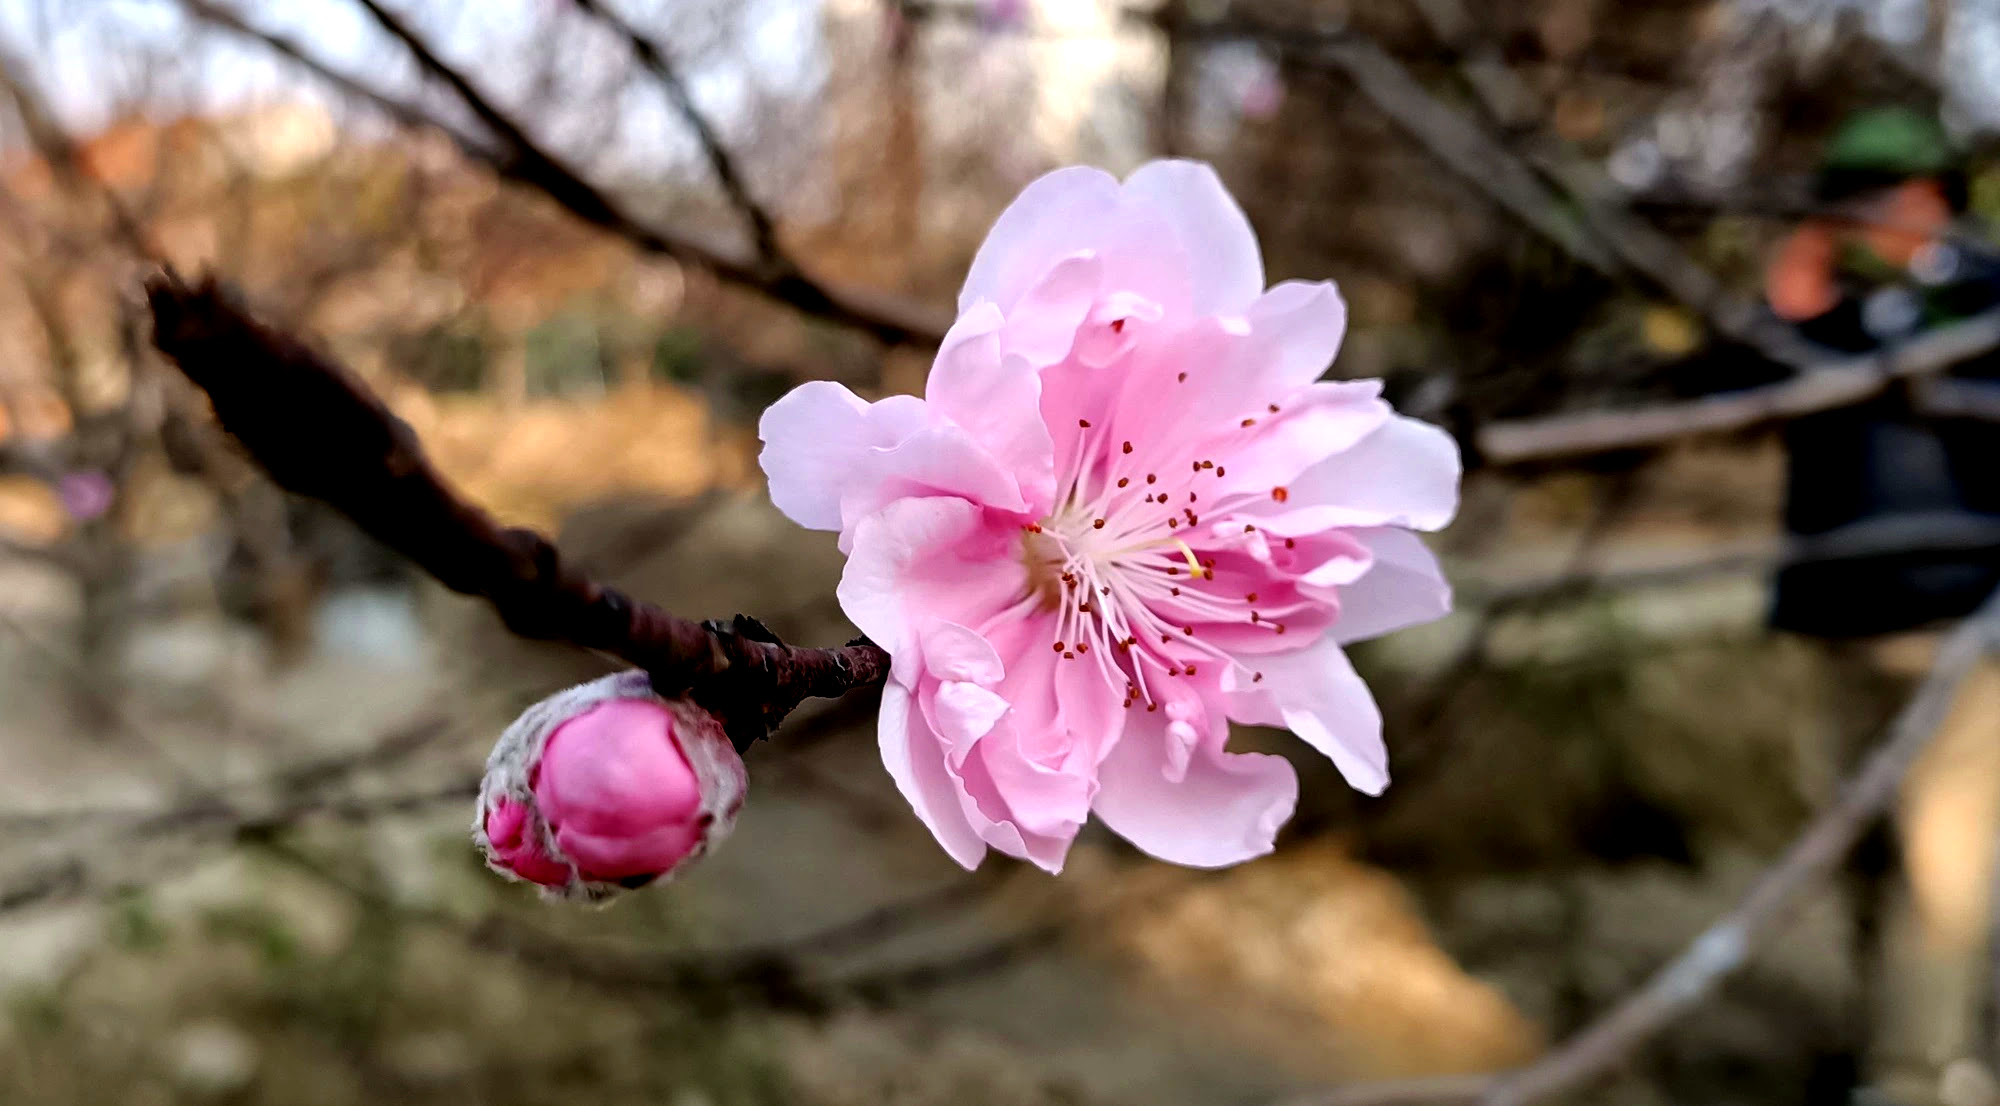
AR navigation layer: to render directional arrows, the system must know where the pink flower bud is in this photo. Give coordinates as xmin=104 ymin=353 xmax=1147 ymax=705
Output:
xmin=474 ymin=671 xmax=746 ymax=902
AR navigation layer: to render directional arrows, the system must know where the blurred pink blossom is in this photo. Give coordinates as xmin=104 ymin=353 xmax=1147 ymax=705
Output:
xmin=57 ymin=470 xmax=114 ymax=522
xmin=759 ymin=161 xmax=1459 ymax=873
xmin=1236 ymin=63 xmax=1285 ymax=120
xmin=476 ymin=672 xmax=745 ymax=900
xmin=980 ymin=0 xmax=1028 ymax=31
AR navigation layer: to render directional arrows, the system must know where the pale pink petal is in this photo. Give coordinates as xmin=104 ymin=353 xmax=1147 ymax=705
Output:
xmin=1225 ymin=638 xmax=1388 ymax=795
xmin=959 ymin=166 xmax=1121 ymax=313
xmin=880 ymin=684 xmax=987 ymax=869
xmin=1093 ymin=694 xmax=1298 ymax=867
xmin=759 ymin=384 xmax=932 ymax=531
xmin=1091 ymin=200 xmax=1195 ymax=320
xmin=839 ymin=425 xmax=1031 ymax=540
xmin=925 ymin=616 xmax=1117 ymax=848
xmin=926 ymin=303 xmax=1057 ymax=514
xmin=931 ymin=680 xmax=1012 ymax=745
xmin=1254 ymin=416 xmax=1462 ymax=534
xmin=1324 ymin=528 xmax=1453 ymax=645
xmin=1049 ymin=641 xmax=1126 ymax=765
xmin=1245 ymin=280 xmax=1349 ymax=391
xmin=1120 ymin=160 xmax=1265 ymax=315
xmin=1001 ymin=252 xmax=1101 ymax=365
xmin=756 ymin=381 xmax=871 ymax=531
xmin=972 ymin=723 xmax=1096 ymax=840
xmin=1297 ymin=536 xmax=1375 ymax=588
xmin=921 ymin=621 xmax=1007 ymax=684
xmin=1206 ymin=380 xmax=1389 ymax=500
xmin=837 ymin=497 xmax=1019 ymax=685
xmin=972 ymin=612 xmax=1126 ymax=771
xmin=1073 ymin=291 xmax=1165 ymax=367
xmin=945 ymin=743 xmax=1077 ymax=873
xmin=1094 ymin=316 xmax=1242 ymax=472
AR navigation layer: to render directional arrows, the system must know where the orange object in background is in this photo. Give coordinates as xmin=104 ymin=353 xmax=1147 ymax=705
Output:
xmin=1766 ymin=222 xmax=1841 ymax=321
xmin=1763 ymin=179 xmax=1953 ymax=322
xmin=1860 ymin=178 xmax=1952 ymax=268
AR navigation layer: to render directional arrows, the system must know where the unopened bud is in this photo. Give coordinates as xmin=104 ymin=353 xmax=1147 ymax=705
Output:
xmin=474 ymin=671 xmax=746 ymax=902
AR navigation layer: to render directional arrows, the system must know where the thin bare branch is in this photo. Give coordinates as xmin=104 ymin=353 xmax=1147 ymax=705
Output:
xmin=566 ymin=0 xmax=786 ymax=266
xmin=1289 ymin=588 xmax=2000 ymax=1106
xmin=343 ymin=0 xmax=948 ymax=346
xmin=1461 ymin=511 xmax=2000 ymax=612
xmin=1477 ymin=308 xmax=2000 ymax=464
xmin=177 ymin=0 xmax=490 ymax=153
xmin=0 ymin=51 xmax=161 ymax=261
xmin=1137 ymin=6 xmax=1613 ymax=271
xmin=0 ymin=717 xmax=463 ymax=913
xmin=1148 ymin=5 xmax=2000 ymax=463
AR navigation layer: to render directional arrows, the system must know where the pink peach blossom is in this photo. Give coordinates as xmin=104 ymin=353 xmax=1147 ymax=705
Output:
xmin=759 ymin=161 xmax=1459 ymax=872
xmin=475 ymin=671 xmax=746 ymax=900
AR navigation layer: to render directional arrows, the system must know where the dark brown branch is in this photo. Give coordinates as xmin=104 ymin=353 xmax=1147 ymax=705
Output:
xmin=1292 ymin=588 xmax=2000 ymax=1106
xmin=343 ymin=0 xmax=949 ymax=347
xmin=142 ymin=272 xmax=889 ymax=745
xmin=567 ymin=0 xmax=786 ymax=267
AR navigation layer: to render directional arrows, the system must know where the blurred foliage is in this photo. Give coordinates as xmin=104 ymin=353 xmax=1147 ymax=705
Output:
xmin=390 ymin=322 xmax=490 ymax=395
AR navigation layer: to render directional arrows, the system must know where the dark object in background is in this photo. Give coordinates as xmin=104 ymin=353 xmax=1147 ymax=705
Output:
xmin=1771 ymin=388 xmax=2000 ymax=637
xmin=1767 ymin=243 xmax=2000 ymax=637
xmin=1767 ymin=108 xmax=2000 ymax=637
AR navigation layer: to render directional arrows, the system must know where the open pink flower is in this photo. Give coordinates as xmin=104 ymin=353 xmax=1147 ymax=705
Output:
xmin=759 ymin=161 xmax=1459 ymax=872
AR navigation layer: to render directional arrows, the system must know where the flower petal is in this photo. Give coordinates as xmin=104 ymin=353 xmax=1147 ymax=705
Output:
xmin=1255 ymin=415 xmax=1462 ymax=534
xmin=926 ymin=302 xmax=1057 ymax=515
xmin=1245 ymin=280 xmax=1349 ymax=391
xmin=839 ymin=425 xmax=1031 ymax=541
xmin=959 ymin=166 xmax=1122 ymax=313
xmin=922 ymin=621 xmax=1007 ymax=685
xmin=972 ymin=723 xmax=1096 ymax=841
xmin=1093 ymin=693 xmax=1298 ymax=867
xmin=1225 ymin=637 xmax=1388 ymax=795
xmin=1073 ymin=290 xmax=1163 ymax=367
xmin=1323 ymin=528 xmax=1453 ymax=644
xmin=1120 ymin=160 xmax=1265 ymax=315
xmin=932 ymin=680 xmax=1012 ymax=746
xmin=757 ymin=382 xmax=925 ymax=531
xmin=837 ymin=497 xmax=1019 ymax=686
xmin=1207 ymin=380 xmax=1390 ymax=500
xmin=880 ymin=683 xmax=987 ymax=869
xmin=950 ymin=744 xmax=1078 ymax=873
xmin=1002 ymin=251 xmax=1101 ymax=366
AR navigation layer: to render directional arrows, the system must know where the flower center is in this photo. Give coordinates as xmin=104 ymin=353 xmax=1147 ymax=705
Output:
xmin=1007 ymin=419 xmax=1288 ymax=711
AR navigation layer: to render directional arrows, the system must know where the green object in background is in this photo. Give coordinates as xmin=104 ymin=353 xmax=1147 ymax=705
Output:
xmin=1822 ymin=106 xmax=1954 ymax=178
xmin=1969 ymin=167 xmax=2000 ymax=226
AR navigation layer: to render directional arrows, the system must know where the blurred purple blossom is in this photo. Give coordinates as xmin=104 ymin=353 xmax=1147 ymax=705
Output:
xmin=57 ymin=470 xmax=115 ymax=522
xmin=980 ymin=0 xmax=1028 ymax=31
